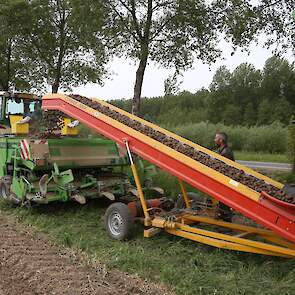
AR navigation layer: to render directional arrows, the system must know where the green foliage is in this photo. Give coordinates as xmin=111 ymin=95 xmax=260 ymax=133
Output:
xmin=244 ymin=122 xmax=287 ymax=153
xmin=105 ymin=0 xmax=222 ymax=69
xmin=234 ymin=152 xmax=288 ymax=163
xmin=272 ymin=97 xmax=293 ymax=125
xmin=222 ymin=105 xmax=242 ymax=126
xmin=230 ymin=63 xmax=261 ymax=110
xmin=261 ymin=56 xmax=295 ymax=107
xmin=170 ymin=122 xmax=288 ymax=154
xmin=112 ymin=55 xmax=295 ymax=128
xmin=268 ymin=171 xmax=295 ymax=184
xmin=14 ymin=0 xmax=108 ymax=93
xmin=0 ymin=0 xmax=32 ymax=91
xmin=288 ymin=120 xmax=295 ymax=171
xmin=0 ymin=0 xmax=110 ymax=93
xmin=103 ymin=0 xmax=267 ymax=114
xmin=243 ymin=102 xmax=256 ymax=126
xmin=257 ymin=99 xmax=272 ymax=125
xmin=164 ymin=72 xmax=183 ymax=96
xmin=253 ymin=1 xmax=295 ymax=52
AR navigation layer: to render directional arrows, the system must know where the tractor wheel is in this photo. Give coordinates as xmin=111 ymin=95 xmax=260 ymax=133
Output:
xmin=0 ymin=178 xmax=20 ymax=205
xmin=104 ymin=202 xmax=133 ymax=240
xmin=0 ymin=179 xmax=10 ymax=200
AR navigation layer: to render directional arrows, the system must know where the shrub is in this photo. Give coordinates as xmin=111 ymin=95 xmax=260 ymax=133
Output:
xmin=287 ymin=119 xmax=295 ymax=171
xmin=169 ymin=121 xmax=287 ymax=154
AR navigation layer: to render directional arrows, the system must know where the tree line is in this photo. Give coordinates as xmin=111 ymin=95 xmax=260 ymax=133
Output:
xmin=112 ymin=55 xmax=295 ymax=126
xmin=0 ymin=1 xmax=294 ymax=115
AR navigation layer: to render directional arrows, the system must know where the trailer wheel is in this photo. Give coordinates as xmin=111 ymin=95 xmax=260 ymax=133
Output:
xmin=104 ymin=202 xmax=133 ymax=240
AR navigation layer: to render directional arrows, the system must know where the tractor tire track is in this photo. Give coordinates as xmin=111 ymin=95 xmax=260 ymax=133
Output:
xmin=0 ymin=213 xmax=173 ymax=295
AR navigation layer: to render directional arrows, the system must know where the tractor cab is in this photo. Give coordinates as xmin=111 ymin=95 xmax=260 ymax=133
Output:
xmin=0 ymin=91 xmax=42 ymax=135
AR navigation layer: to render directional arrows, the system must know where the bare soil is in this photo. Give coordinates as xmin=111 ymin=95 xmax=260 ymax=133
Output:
xmin=0 ymin=212 xmax=173 ymax=295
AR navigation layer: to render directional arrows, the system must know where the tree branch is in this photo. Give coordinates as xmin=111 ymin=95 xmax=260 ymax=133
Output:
xmin=30 ymin=37 xmax=55 ymax=69
xmin=130 ymin=0 xmax=143 ymax=40
xmin=152 ymin=0 xmax=173 ymax=12
xmin=259 ymin=0 xmax=284 ymax=11
xmin=56 ymin=7 xmax=67 ymax=76
xmin=118 ymin=0 xmax=133 ymax=14
xmin=0 ymin=78 xmax=5 ymax=90
xmin=150 ymin=14 xmax=175 ymax=41
xmin=106 ymin=0 xmax=140 ymax=42
xmin=5 ymin=38 xmax=12 ymax=90
xmin=143 ymin=0 xmax=153 ymax=42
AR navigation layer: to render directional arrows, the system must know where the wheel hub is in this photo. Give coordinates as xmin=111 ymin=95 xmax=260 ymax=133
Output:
xmin=108 ymin=212 xmax=123 ymax=236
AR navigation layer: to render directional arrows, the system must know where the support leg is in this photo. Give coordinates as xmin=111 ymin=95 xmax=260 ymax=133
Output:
xmin=124 ymin=140 xmax=151 ymax=225
xmin=178 ymin=179 xmax=191 ymax=209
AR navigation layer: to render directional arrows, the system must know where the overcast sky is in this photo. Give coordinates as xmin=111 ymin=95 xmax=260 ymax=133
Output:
xmin=73 ymin=37 xmax=293 ymax=101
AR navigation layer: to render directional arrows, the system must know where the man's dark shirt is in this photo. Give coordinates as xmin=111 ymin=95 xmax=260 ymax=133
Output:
xmin=216 ymin=145 xmax=235 ymax=161
xmin=215 ymin=144 xmax=235 ymax=221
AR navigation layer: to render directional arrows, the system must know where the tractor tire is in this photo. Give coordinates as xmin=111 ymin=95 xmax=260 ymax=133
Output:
xmin=0 ymin=178 xmax=20 ymax=205
xmin=104 ymin=202 xmax=133 ymax=240
xmin=0 ymin=179 xmax=10 ymax=200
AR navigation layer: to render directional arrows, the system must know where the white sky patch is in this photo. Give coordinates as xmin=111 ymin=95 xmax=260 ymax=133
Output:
xmin=73 ymin=37 xmax=293 ymax=100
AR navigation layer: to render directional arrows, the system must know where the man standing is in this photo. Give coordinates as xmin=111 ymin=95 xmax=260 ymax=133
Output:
xmin=214 ymin=132 xmax=235 ymax=161
xmin=214 ymin=132 xmax=234 ymax=222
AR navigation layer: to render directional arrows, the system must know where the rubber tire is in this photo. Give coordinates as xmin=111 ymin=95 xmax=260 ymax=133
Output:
xmin=104 ymin=202 xmax=133 ymax=240
xmin=0 ymin=179 xmax=10 ymax=200
xmin=0 ymin=178 xmax=20 ymax=205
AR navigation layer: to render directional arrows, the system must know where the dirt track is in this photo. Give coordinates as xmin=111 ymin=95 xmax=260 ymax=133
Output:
xmin=0 ymin=212 xmax=172 ymax=295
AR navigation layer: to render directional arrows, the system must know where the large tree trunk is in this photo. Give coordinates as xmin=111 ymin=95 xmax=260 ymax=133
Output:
xmin=132 ymin=54 xmax=148 ymax=116
xmin=51 ymin=79 xmax=60 ymax=93
xmin=131 ymin=0 xmax=152 ymax=116
xmin=51 ymin=8 xmax=66 ymax=94
xmin=51 ymin=48 xmax=63 ymax=93
xmin=51 ymin=46 xmax=63 ymax=93
xmin=2 ymin=39 xmax=12 ymax=91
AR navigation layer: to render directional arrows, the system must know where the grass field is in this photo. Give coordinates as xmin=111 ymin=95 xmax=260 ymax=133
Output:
xmin=1 ymin=171 xmax=295 ymax=295
xmin=235 ymin=151 xmax=289 ymax=163
xmin=1 ymin=200 xmax=294 ymax=295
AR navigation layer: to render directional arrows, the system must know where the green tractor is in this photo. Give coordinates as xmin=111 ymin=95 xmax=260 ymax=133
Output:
xmin=0 ymin=91 xmax=135 ymax=206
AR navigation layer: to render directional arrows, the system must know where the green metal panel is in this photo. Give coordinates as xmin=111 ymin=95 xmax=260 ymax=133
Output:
xmin=50 ymin=148 xmax=61 ymax=156
xmin=47 ymin=137 xmax=127 ymax=168
xmin=0 ymin=137 xmax=22 ymax=176
xmin=0 ymin=136 xmax=127 ymax=172
xmin=0 ymin=138 xmax=7 ymax=176
xmin=11 ymin=177 xmax=25 ymax=199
